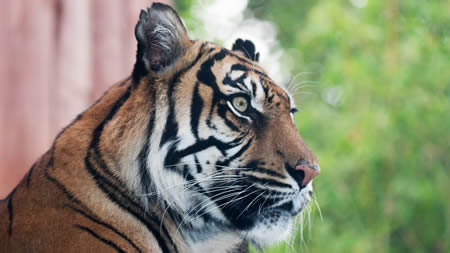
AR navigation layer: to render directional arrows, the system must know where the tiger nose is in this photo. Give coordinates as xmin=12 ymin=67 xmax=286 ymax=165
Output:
xmin=295 ymin=160 xmax=320 ymax=187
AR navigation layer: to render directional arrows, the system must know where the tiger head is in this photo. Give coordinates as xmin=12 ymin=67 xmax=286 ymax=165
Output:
xmin=132 ymin=3 xmax=319 ymax=248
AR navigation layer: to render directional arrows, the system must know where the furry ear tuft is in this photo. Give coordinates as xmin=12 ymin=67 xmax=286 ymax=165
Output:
xmin=134 ymin=3 xmax=189 ymax=77
xmin=232 ymin=39 xmax=260 ymax=62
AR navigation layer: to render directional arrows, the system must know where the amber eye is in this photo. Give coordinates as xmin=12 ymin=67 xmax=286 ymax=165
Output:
xmin=232 ymin=96 xmax=248 ymax=113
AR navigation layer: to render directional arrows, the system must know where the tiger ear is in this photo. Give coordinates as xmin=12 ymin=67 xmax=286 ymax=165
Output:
xmin=134 ymin=3 xmax=189 ymax=75
xmin=232 ymin=38 xmax=260 ymax=62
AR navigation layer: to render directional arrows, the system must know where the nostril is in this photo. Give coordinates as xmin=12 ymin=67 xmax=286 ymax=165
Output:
xmin=286 ymin=161 xmax=319 ymax=188
xmin=285 ymin=160 xmax=320 ymax=188
xmin=285 ymin=162 xmax=305 ymax=188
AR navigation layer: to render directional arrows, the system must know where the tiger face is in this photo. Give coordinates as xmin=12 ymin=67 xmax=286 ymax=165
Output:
xmin=134 ymin=4 xmax=319 ymax=248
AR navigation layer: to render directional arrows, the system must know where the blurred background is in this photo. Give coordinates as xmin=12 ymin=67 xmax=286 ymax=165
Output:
xmin=1 ymin=0 xmax=449 ymax=252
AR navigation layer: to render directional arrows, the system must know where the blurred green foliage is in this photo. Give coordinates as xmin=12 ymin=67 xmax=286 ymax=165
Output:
xmin=175 ymin=0 xmax=450 ymax=252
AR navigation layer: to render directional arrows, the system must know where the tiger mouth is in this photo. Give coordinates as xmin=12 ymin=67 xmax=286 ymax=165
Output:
xmin=268 ymin=201 xmax=303 ymax=216
xmin=252 ymin=192 xmax=310 ymax=219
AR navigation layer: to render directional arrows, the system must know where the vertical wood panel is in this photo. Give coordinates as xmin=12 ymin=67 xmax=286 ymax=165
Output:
xmin=91 ymin=0 xmax=126 ymax=100
xmin=0 ymin=0 xmax=172 ymax=198
xmin=0 ymin=1 xmax=10 ymax=164
xmin=53 ymin=0 xmax=91 ymax=134
xmin=1 ymin=0 xmax=55 ymax=197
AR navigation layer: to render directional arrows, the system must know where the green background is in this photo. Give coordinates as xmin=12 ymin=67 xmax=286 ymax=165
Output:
xmin=176 ymin=0 xmax=450 ymax=252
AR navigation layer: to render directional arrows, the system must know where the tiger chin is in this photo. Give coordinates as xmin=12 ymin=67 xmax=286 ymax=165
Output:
xmin=0 ymin=3 xmax=319 ymax=253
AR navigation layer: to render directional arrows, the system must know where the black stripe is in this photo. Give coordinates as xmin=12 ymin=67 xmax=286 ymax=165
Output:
xmin=159 ymin=99 xmax=178 ymax=148
xmin=216 ymin=137 xmax=253 ymax=168
xmin=74 ymin=224 xmax=126 ymax=253
xmin=90 ymin=86 xmax=132 ymax=149
xmin=44 ymin=147 xmax=84 ymax=207
xmin=268 ymin=94 xmax=274 ymax=103
xmin=230 ymin=63 xmax=268 ymax=79
xmin=138 ymin=91 xmax=157 ymax=195
xmin=242 ymin=160 xmax=286 ymax=179
xmin=91 ymin=147 xmax=127 ymax=189
xmin=67 ymin=205 xmax=142 ymax=253
xmin=164 ymin=144 xmax=181 ymax=168
xmin=255 ymin=193 xmax=287 ymax=203
xmin=190 ymin=82 xmax=203 ymax=139
xmin=222 ymin=72 xmax=249 ymax=92
xmin=194 ymin=155 xmax=203 ymax=173
xmin=7 ymin=188 xmax=16 ymax=236
xmin=165 ymin=136 xmax=238 ymax=166
xmin=250 ymin=80 xmax=257 ymax=97
xmin=239 ymin=167 xmax=286 ymax=179
xmin=25 ymin=163 xmax=36 ymax=187
xmin=246 ymin=175 xmax=292 ymax=189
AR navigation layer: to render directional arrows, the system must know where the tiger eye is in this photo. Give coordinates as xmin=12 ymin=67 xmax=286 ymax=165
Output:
xmin=232 ymin=96 xmax=248 ymax=112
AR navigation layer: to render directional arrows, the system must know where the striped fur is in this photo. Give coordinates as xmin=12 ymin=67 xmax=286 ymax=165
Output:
xmin=0 ymin=3 xmax=318 ymax=252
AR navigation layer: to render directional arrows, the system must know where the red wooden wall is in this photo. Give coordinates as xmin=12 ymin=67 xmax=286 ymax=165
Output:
xmin=0 ymin=0 xmax=171 ymax=198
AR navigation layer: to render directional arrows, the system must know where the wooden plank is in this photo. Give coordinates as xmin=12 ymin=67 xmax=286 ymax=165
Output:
xmin=0 ymin=0 xmax=54 ymax=197
xmin=52 ymin=0 xmax=91 ymax=134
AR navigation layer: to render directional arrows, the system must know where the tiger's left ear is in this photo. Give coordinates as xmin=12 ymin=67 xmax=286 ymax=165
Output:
xmin=134 ymin=3 xmax=190 ymax=76
xmin=232 ymin=38 xmax=260 ymax=62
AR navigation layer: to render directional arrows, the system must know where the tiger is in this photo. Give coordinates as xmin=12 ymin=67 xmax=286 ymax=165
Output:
xmin=0 ymin=3 xmax=320 ymax=253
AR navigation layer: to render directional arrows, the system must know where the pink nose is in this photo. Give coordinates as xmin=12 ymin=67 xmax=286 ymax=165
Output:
xmin=295 ymin=164 xmax=320 ymax=187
